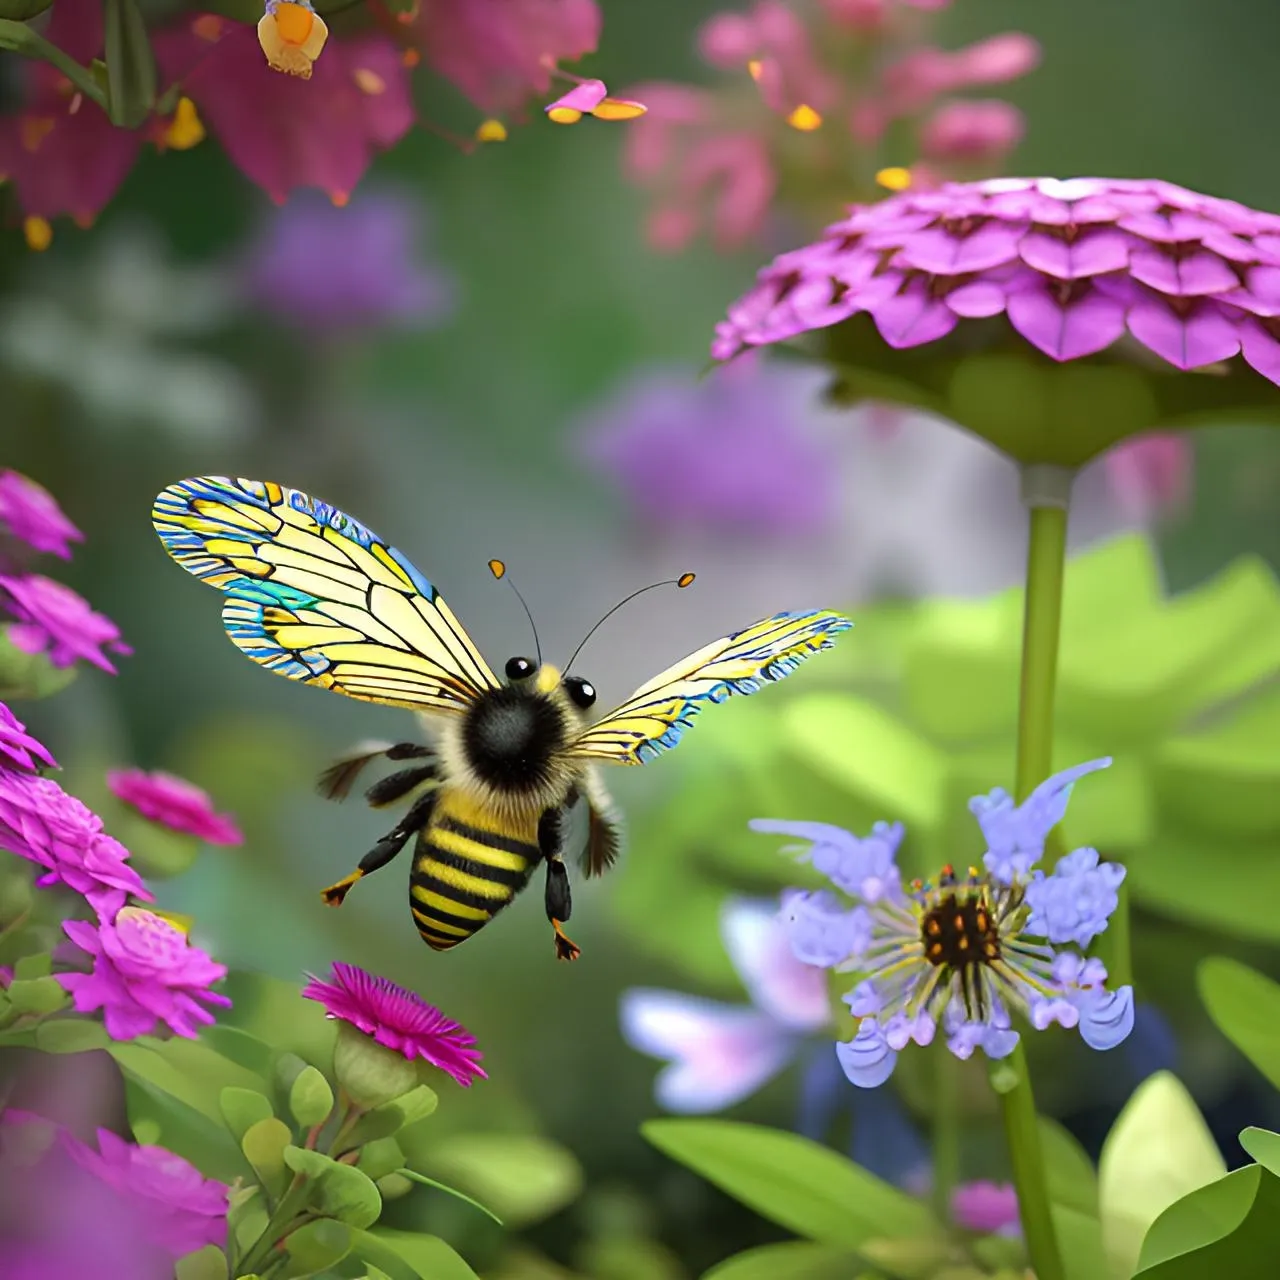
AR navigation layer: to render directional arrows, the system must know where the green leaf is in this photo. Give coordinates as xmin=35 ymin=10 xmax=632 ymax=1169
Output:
xmin=1041 ymin=1116 xmax=1100 ymax=1217
xmin=414 ymin=1133 xmax=580 ymax=1228
xmin=1054 ymin=1204 xmax=1108 ymax=1280
xmin=395 ymin=1167 xmax=503 ymax=1225
xmin=288 ymin=1064 xmax=335 ymax=1129
xmin=109 ymin=1036 xmax=270 ymax=1126
xmin=103 ymin=0 xmax=155 ymax=128
xmin=174 ymin=1244 xmax=227 ymax=1280
xmin=642 ymin=1120 xmax=940 ymax=1249
xmin=13 ymin=952 xmax=51 ymax=980
xmin=283 ymin=1218 xmax=353 ymax=1271
xmin=34 ymin=1019 xmax=109 ymax=1055
xmin=242 ymin=1118 xmax=293 ymax=1198
xmin=1239 ymin=1127 xmax=1280 ymax=1177
xmin=284 ymin=1145 xmax=383 ymax=1228
xmin=220 ymin=1086 xmax=275 ymax=1142
xmin=7 ymin=975 xmax=67 ymax=1014
xmin=344 ymin=1084 xmax=439 ymax=1148
xmin=357 ymin=1137 xmax=405 ymax=1183
xmin=202 ymin=1024 xmax=275 ymax=1077
xmin=1098 ymin=1071 xmax=1227 ymax=1279
xmin=781 ymin=693 xmax=948 ymax=829
xmin=700 ymin=1242 xmax=859 ymax=1280
xmin=1197 ymin=957 xmax=1280 ymax=1089
xmin=352 ymin=1229 xmax=481 ymax=1280
xmin=0 ymin=629 xmax=77 ymax=700
xmin=122 ymin=1076 xmax=246 ymax=1184
xmin=1135 ymin=1165 xmax=1264 ymax=1276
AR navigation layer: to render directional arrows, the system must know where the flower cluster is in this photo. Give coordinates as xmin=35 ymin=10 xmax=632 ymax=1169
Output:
xmin=754 ymin=759 xmax=1134 ymax=1086
xmin=0 ymin=0 xmax=627 ymax=248
xmin=620 ymin=0 xmax=1038 ymax=251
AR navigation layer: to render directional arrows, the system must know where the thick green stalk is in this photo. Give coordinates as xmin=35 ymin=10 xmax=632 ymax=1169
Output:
xmin=997 ymin=465 xmax=1075 ymax=1280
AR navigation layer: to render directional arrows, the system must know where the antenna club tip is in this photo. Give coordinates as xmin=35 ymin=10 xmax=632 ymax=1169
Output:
xmin=677 ymin=572 xmax=696 ymax=588
xmin=488 ymin=559 xmax=506 ymax=580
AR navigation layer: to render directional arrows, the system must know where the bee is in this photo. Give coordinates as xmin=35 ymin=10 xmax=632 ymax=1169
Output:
xmin=152 ymin=477 xmax=852 ymax=960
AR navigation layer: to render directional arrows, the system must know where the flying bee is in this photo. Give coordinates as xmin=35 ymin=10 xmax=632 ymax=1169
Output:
xmin=152 ymin=477 xmax=853 ymax=960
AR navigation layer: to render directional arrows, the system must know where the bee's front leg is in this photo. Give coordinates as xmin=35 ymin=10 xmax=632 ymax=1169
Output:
xmin=320 ymin=790 xmax=437 ymax=907
xmin=538 ymin=807 xmax=580 ymax=961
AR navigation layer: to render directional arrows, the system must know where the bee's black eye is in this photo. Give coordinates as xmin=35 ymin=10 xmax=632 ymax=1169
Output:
xmin=505 ymin=656 xmax=536 ymax=681
xmin=564 ymin=676 xmax=597 ymax=709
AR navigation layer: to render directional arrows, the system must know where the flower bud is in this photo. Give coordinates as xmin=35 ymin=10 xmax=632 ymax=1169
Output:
xmin=288 ymin=1064 xmax=335 ymax=1128
xmin=103 ymin=0 xmax=157 ymax=129
xmin=333 ymin=1021 xmax=419 ymax=1109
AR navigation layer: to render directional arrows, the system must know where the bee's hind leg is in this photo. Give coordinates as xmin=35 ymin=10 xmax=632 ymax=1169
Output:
xmin=539 ymin=807 xmax=580 ymax=961
xmin=321 ymin=790 xmax=437 ymax=907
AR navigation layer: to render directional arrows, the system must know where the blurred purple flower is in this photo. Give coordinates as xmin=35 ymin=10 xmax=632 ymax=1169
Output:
xmin=58 ymin=907 xmax=230 ymax=1041
xmin=577 ymin=359 xmax=840 ymax=538
xmin=1104 ymin=433 xmax=1193 ymax=522
xmin=712 ymin=177 xmax=1280 ymax=384
xmin=0 ymin=703 xmax=56 ymax=772
xmin=952 ymin=1180 xmax=1020 ymax=1235
xmin=64 ymin=1127 xmax=229 ymax=1258
xmin=242 ymin=189 xmax=455 ymax=336
xmin=1024 ymin=846 xmax=1125 ymax=948
xmin=302 ymin=962 xmax=485 ymax=1086
xmin=107 ymin=768 xmax=243 ymax=846
xmin=0 ymin=574 xmax=130 ymax=673
xmin=0 ymin=472 xmax=82 ymax=561
xmin=0 ymin=773 xmax=151 ymax=916
xmin=620 ymin=898 xmax=830 ymax=1112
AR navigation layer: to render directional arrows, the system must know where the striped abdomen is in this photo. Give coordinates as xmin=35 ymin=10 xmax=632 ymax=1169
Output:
xmin=409 ymin=790 xmax=540 ymax=951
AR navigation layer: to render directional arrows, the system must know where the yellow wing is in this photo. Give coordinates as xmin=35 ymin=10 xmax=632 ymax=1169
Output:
xmin=566 ymin=610 xmax=852 ymax=766
xmin=153 ymin=477 xmax=499 ymax=715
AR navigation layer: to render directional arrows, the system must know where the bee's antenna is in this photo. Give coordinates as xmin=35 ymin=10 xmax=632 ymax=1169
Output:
xmin=488 ymin=560 xmax=542 ymax=666
xmin=564 ymin=572 xmax=696 ymax=674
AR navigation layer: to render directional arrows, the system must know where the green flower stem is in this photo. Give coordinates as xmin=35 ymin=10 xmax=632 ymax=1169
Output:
xmin=931 ymin=1045 xmax=959 ymax=1224
xmin=997 ymin=463 xmax=1076 ymax=1280
xmin=234 ymin=1177 xmax=313 ymax=1276
xmin=0 ymin=19 xmax=108 ymax=110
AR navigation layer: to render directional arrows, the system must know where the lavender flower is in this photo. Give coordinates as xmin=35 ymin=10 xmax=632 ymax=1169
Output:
xmin=0 ymin=702 xmax=56 ymax=772
xmin=242 ymin=189 xmax=455 ymax=335
xmin=58 ymin=907 xmax=230 ymax=1040
xmin=0 ymin=471 xmax=83 ymax=560
xmin=577 ymin=359 xmax=840 ymax=538
xmin=0 ymin=773 xmax=151 ymax=916
xmin=711 ymin=177 xmax=1280 ymax=387
xmin=0 ymin=575 xmax=131 ymax=673
xmin=752 ymin=759 xmax=1134 ymax=1088
xmin=302 ymin=962 xmax=485 ymax=1087
xmin=620 ymin=898 xmax=830 ymax=1112
xmin=107 ymin=768 xmax=243 ymax=846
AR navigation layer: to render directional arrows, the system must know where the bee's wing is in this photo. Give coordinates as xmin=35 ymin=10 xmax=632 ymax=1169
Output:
xmin=153 ymin=477 xmax=500 ymax=716
xmin=564 ymin=610 xmax=852 ymax=766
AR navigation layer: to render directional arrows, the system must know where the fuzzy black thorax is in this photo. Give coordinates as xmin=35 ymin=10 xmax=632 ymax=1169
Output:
xmin=460 ymin=684 xmax=571 ymax=793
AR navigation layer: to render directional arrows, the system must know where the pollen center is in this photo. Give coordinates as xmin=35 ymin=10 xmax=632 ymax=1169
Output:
xmin=275 ymin=2 xmax=315 ymax=44
xmin=920 ymin=891 xmax=1000 ymax=969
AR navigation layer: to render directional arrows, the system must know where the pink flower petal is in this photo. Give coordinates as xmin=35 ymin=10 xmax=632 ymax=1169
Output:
xmin=720 ymin=899 xmax=829 ymax=1032
xmin=1238 ymin=319 xmax=1280 ymax=385
xmin=945 ymin=280 xmax=1009 ymax=317
xmin=1128 ymin=247 xmax=1238 ymax=296
xmin=870 ymin=281 xmax=959 ymax=347
xmin=1019 ymin=228 xmax=1134 ymax=279
xmin=1007 ymin=284 xmax=1126 ymax=360
xmin=1126 ymin=296 xmax=1241 ymax=369
xmin=897 ymin=220 xmax=1026 ymax=273
xmin=546 ymin=79 xmax=608 ymax=114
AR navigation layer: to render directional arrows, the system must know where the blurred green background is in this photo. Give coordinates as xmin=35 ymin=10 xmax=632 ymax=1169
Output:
xmin=4 ymin=1 xmax=1280 ymax=1275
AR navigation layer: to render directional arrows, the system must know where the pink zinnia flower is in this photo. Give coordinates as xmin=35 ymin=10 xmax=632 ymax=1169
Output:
xmin=63 ymin=1128 xmax=230 ymax=1257
xmin=0 ymin=702 xmax=57 ymax=772
xmin=0 ymin=574 xmax=130 ymax=673
xmin=1104 ymin=432 xmax=1193 ymax=522
xmin=0 ymin=773 xmax=151 ymax=916
xmin=0 ymin=0 xmax=143 ymax=232
xmin=408 ymin=0 xmax=600 ymax=115
xmin=58 ymin=907 xmax=230 ymax=1041
xmin=711 ymin=176 xmax=1280 ymax=386
xmin=107 ymin=768 xmax=243 ymax=846
xmin=156 ymin=16 xmax=414 ymax=205
xmin=0 ymin=471 xmax=83 ymax=560
xmin=952 ymin=1179 xmax=1020 ymax=1236
xmin=919 ymin=99 xmax=1023 ymax=163
xmin=302 ymin=962 xmax=486 ymax=1087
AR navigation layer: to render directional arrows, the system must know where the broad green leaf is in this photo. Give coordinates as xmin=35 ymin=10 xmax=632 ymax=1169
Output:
xmin=220 ymin=970 xmax=336 ymax=1073
xmin=122 ymin=1077 xmax=246 ymax=1184
xmin=414 ymin=1133 xmax=581 ymax=1228
xmin=109 ymin=1036 xmax=267 ymax=1124
xmin=219 ymin=1086 xmax=274 ymax=1142
xmin=1041 ymin=1116 xmax=1099 ymax=1217
xmin=1098 ymin=1071 xmax=1227 ymax=1280
xmin=353 ymin=1229 xmax=481 ymax=1280
xmin=1054 ymin=1204 xmax=1108 ymax=1280
xmin=396 ymin=1167 xmax=503 ymax=1224
xmin=174 ymin=1245 xmax=227 ymax=1280
xmin=781 ymin=693 xmax=948 ymax=829
xmin=201 ymin=1024 xmax=274 ymax=1076
xmin=284 ymin=1145 xmax=383 ymax=1228
xmin=701 ymin=1242 xmax=860 ymax=1280
xmin=642 ymin=1119 xmax=940 ymax=1248
xmin=1239 ymin=1127 xmax=1280 ymax=1177
xmin=1135 ymin=1165 xmax=1264 ymax=1275
xmin=34 ymin=1019 xmax=109 ymax=1054
xmin=1197 ymin=957 xmax=1280 ymax=1089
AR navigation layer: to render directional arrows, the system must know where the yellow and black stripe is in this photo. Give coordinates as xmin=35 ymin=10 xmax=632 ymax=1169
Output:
xmin=409 ymin=790 xmax=540 ymax=950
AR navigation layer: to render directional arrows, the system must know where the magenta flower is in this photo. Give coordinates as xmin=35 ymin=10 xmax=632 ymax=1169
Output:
xmin=0 ymin=773 xmax=151 ymax=916
xmin=302 ymin=962 xmax=486 ymax=1087
xmin=0 ymin=574 xmax=131 ymax=673
xmin=408 ymin=0 xmax=600 ymax=114
xmin=0 ymin=0 xmax=143 ymax=232
xmin=919 ymin=99 xmax=1023 ymax=164
xmin=1104 ymin=433 xmax=1193 ymax=522
xmin=241 ymin=188 xmax=455 ymax=335
xmin=58 ymin=907 xmax=230 ymax=1040
xmin=0 ymin=471 xmax=83 ymax=560
xmin=156 ymin=16 xmax=413 ymax=205
xmin=107 ymin=768 xmax=244 ymax=846
xmin=0 ymin=702 xmax=57 ymax=773
xmin=577 ymin=357 xmax=840 ymax=538
xmin=711 ymin=176 xmax=1280 ymax=387
xmin=63 ymin=1128 xmax=229 ymax=1258
xmin=952 ymin=1180 xmax=1020 ymax=1236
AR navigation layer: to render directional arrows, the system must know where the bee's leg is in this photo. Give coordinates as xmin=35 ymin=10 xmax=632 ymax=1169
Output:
xmin=321 ymin=790 xmax=438 ymax=907
xmin=317 ymin=741 xmax=435 ymax=801
xmin=538 ymin=807 xmax=580 ymax=961
xmin=364 ymin=763 xmax=438 ymax=808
